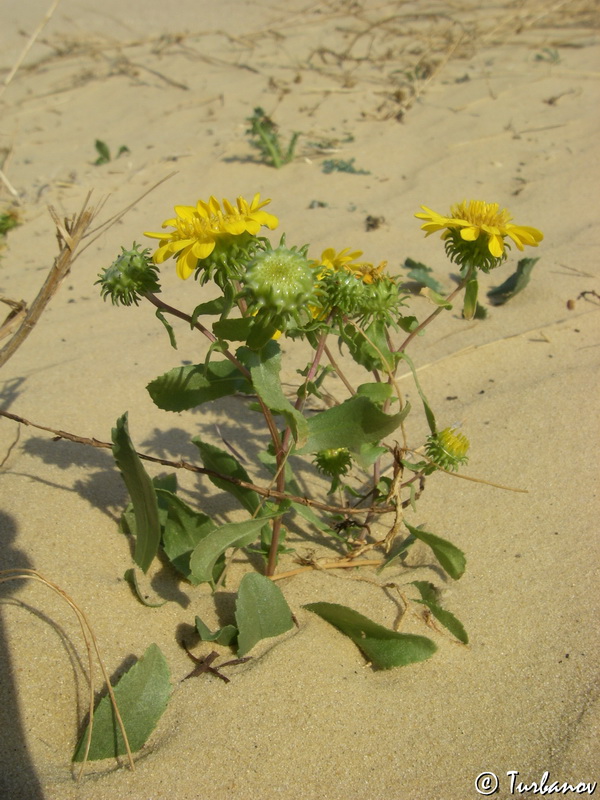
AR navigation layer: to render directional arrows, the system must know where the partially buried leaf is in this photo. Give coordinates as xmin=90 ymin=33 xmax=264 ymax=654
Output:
xmin=411 ymin=581 xmax=469 ymax=644
xmin=487 ymin=257 xmax=539 ymax=305
xmin=304 ymin=602 xmax=437 ymax=668
xmin=403 ymin=258 xmax=445 ymax=293
xmin=73 ymin=644 xmax=170 ymax=761
xmin=195 ymin=615 xmax=238 ymax=646
xmin=236 ymin=573 xmax=294 ymax=656
xmin=124 ymin=568 xmax=168 ymax=607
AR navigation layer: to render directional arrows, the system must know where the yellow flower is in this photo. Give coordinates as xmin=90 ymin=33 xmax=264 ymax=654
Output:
xmin=319 ymin=247 xmax=364 ymax=272
xmin=315 ymin=247 xmax=387 ymax=284
xmin=145 ymin=194 xmax=278 ymax=279
xmin=416 ymin=200 xmax=543 ymax=260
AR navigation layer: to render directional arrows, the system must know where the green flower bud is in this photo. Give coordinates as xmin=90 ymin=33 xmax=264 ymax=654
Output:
xmin=244 ymin=244 xmax=316 ymax=316
xmin=314 ymin=447 xmax=353 ymax=478
xmin=425 ymin=427 xmax=470 ymax=472
xmin=96 ymin=243 xmax=160 ymax=306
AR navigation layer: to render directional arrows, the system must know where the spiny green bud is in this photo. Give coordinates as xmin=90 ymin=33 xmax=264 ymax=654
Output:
xmin=313 ymin=447 xmax=353 ymax=478
xmin=244 ymin=244 xmax=316 ymax=315
xmin=425 ymin=427 xmax=469 ymax=472
xmin=96 ymin=243 xmax=160 ymax=306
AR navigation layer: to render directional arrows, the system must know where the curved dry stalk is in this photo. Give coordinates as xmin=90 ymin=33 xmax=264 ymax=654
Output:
xmin=0 ymin=197 xmax=99 ymax=369
xmin=0 ymin=569 xmax=134 ymax=778
xmin=0 ymin=408 xmax=397 ymax=516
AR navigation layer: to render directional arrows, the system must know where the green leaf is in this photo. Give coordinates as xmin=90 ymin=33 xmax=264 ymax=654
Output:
xmin=237 ymin=341 xmax=308 ymax=447
xmin=147 ymin=360 xmax=250 ymax=412
xmin=192 ymin=438 xmax=260 ymax=515
xmin=123 ymin=568 xmax=168 ymax=607
xmin=342 ymin=319 xmax=397 ymax=372
xmin=156 ymin=489 xmax=218 ymax=583
xmin=404 ymin=523 xmax=466 ymax=579
xmin=421 ymin=288 xmax=453 ymax=308
xmin=411 ymin=581 xmax=469 ymax=644
xmin=212 ymin=317 xmax=253 ymax=342
xmin=94 ymin=139 xmax=111 ymax=164
xmin=295 ymin=395 xmax=408 ymax=468
xmin=403 ymin=258 xmax=445 ymax=293
xmin=189 ymin=514 xmax=279 ymax=584
xmin=73 ymin=644 xmax=170 ymax=761
xmin=191 ymin=297 xmax=228 ymax=323
xmin=397 ymin=351 xmax=436 ymax=434
xmin=116 ymin=145 xmax=130 ymax=158
xmin=121 ymin=474 xmax=176 ymax=537
xmin=155 ymin=308 xmax=177 ymax=349
xmin=356 ymin=382 xmax=393 ymax=405
xmin=235 ymin=573 xmax=294 ymax=656
xmin=487 ymin=257 xmax=539 ymax=305
xmin=112 ymin=413 xmax=161 ymax=573
xmin=304 ymin=603 xmax=437 ymax=669
xmin=195 ymin=615 xmax=238 ymax=646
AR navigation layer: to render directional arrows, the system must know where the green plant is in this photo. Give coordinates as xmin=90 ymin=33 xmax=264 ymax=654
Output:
xmin=245 ymin=107 xmax=299 ymax=168
xmin=93 ymin=139 xmax=130 ymax=165
xmin=322 ymin=157 xmax=369 ymax=175
xmin=88 ymin=193 xmax=543 ymax=759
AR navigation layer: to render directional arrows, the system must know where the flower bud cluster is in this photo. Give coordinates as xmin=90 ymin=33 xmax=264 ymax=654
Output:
xmin=96 ymin=243 xmax=160 ymax=306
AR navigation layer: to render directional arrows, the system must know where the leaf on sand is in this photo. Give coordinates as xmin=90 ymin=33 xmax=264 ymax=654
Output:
xmin=411 ymin=581 xmax=469 ymax=644
xmin=195 ymin=615 xmax=238 ymax=646
xmin=236 ymin=573 xmax=294 ymax=656
xmin=112 ymin=413 xmax=161 ymax=573
xmin=404 ymin=523 xmax=466 ymax=580
xmin=73 ymin=644 xmax=170 ymax=762
xmin=304 ymin=602 xmax=437 ymax=669
xmin=487 ymin=257 xmax=539 ymax=305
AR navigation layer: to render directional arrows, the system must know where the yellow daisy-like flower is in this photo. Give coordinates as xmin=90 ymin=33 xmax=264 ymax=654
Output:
xmin=416 ymin=200 xmax=543 ymax=269
xmin=144 ymin=194 xmax=278 ymax=280
xmin=319 ymin=247 xmax=364 ymax=272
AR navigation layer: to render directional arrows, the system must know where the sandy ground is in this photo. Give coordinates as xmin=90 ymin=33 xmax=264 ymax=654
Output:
xmin=1 ymin=1 xmax=599 ymax=798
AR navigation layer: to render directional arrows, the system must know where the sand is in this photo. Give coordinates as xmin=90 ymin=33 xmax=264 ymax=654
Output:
xmin=1 ymin=1 xmax=599 ymax=798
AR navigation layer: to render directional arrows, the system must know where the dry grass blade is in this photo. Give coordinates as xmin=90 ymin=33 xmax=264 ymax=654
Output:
xmin=0 ymin=0 xmax=62 ymax=98
xmin=0 ymin=569 xmax=134 ymax=778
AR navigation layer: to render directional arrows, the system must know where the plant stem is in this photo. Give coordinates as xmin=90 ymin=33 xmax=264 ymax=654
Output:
xmin=396 ymin=271 xmax=472 ymax=354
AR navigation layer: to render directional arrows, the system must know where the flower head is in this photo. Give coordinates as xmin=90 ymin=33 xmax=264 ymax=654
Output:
xmin=416 ymin=200 xmax=543 ymax=272
xmin=243 ymin=242 xmax=315 ymax=322
xmin=96 ymin=243 xmax=160 ymax=306
xmin=425 ymin=427 xmax=470 ymax=472
xmin=312 ymin=247 xmax=400 ymax=324
xmin=145 ymin=194 xmax=278 ymax=280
